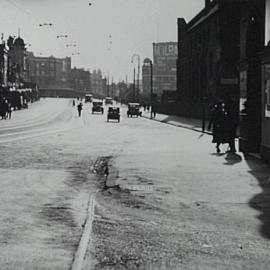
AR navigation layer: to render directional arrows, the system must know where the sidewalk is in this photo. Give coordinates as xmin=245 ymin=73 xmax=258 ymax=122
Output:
xmin=142 ymin=111 xmax=212 ymax=135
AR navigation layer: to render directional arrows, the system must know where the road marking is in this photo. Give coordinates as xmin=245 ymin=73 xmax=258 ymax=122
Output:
xmin=71 ymin=191 xmax=97 ymax=270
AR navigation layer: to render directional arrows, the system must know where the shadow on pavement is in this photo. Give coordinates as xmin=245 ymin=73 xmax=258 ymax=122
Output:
xmin=160 ymin=115 xmax=202 ymax=129
xmin=245 ymin=155 xmax=270 ymax=239
xmin=223 ymin=152 xmax=242 ymax=165
xmin=210 ymin=152 xmax=226 ymax=157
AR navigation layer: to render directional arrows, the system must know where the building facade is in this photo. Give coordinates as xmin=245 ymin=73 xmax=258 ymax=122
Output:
xmin=177 ymin=0 xmax=241 ymax=118
xmin=0 ymin=43 xmax=8 ymax=87
xmin=26 ymin=52 xmax=73 ymax=97
xmin=7 ymin=36 xmax=27 ymax=87
xmin=70 ymin=67 xmax=91 ymax=96
xmin=91 ymin=69 xmax=106 ymax=97
xmin=238 ymin=0 xmax=265 ymax=154
xmin=153 ymin=42 xmax=177 ymax=100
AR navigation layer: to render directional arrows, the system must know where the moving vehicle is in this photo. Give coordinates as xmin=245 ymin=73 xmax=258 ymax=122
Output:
xmin=105 ymin=97 xmax=113 ymax=105
xmin=92 ymin=100 xmax=104 ymax=114
xmin=85 ymin=94 xmax=93 ymax=103
xmin=127 ymin=103 xmax=142 ymax=117
xmin=107 ymin=107 xmax=120 ymax=122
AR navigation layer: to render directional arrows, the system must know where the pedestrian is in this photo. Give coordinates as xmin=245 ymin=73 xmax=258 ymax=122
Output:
xmin=72 ymin=100 xmax=75 ymax=107
xmin=223 ymin=95 xmax=238 ymax=153
xmin=143 ymin=103 xmax=146 ymax=111
xmin=152 ymin=104 xmax=156 ymax=118
xmin=207 ymin=100 xmax=226 ymax=153
xmin=77 ymin=102 xmax=83 ymax=117
xmin=7 ymin=102 xmax=12 ymax=119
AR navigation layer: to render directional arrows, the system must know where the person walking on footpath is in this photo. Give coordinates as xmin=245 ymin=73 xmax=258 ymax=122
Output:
xmin=223 ymin=95 xmax=238 ymax=153
xmin=77 ymin=102 xmax=83 ymax=117
xmin=7 ymin=101 xmax=12 ymax=119
xmin=207 ymin=100 xmax=226 ymax=153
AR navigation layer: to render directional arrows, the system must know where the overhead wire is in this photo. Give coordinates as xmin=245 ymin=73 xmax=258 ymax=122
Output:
xmin=1 ymin=0 xmax=77 ymax=59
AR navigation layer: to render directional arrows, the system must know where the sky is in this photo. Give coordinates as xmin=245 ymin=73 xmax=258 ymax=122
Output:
xmin=0 ymin=0 xmax=204 ymax=82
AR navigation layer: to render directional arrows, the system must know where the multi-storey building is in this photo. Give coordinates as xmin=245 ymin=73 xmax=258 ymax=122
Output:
xmin=26 ymin=52 xmax=73 ymax=97
xmin=70 ymin=67 xmax=91 ymax=95
xmin=153 ymin=42 xmax=177 ymax=100
xmin=91 ymin=69 xmax=105 ymax=97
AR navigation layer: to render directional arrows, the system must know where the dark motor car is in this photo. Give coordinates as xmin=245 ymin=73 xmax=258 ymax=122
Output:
xmin=85 ymin=94 xmax=93 ymax=103
xmin=92 ymin=101 xmax=104 ymax=114
xmin=105 ymin=97 xmax=113 ymax=105
xmin=107 ymin=107 xmax=120 ymax=122
xmin=127 ymin=103 xmax=142 ymax=117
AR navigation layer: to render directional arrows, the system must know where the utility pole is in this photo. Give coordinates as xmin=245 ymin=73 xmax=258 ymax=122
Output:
xmin=133 ymin=68 xmax=136 ymax=102
xmin=137 ymin=58 xmax=140 ymax=102
xmin=150 ymin=60 xmax=153 ymax=119
xmin=107 ymin=74 xmax=110 ymax=96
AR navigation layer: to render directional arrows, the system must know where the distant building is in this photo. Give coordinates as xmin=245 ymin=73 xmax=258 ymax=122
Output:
xmin=0 ymin=42 xmax=8 ymax=87
xmin=26 ymin=52 xmax=73 ymax=97
xmin=91 ymin=69 xmax=105 ymax=97
xmin=153 ymin=42 xmax=177 ymax=99
xmin=7 ymin=36 xmax=27 ymax=87
xmin=142 ymin=58 xmax=152 ymax=100
xmin=70 ymin=67 xmax=91 ymax=95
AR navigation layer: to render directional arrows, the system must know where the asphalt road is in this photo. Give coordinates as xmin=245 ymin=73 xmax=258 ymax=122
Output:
xmin=0 ymin=98 xmax=270 ymax=270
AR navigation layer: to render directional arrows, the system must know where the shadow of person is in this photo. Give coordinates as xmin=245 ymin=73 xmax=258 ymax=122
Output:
xmin=223 ymin=152 xmax=242 ymax=165
xmin=210 ymin=152 xmax=226 ymax=157
xmin=245 ymin=155 xmax=270 ymax=239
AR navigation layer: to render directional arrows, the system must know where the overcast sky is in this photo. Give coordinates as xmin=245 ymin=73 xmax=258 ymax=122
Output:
xmin=1 ymin=0 xmax=204 ymax=81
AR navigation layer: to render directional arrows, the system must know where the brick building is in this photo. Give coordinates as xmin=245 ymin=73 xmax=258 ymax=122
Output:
xmin=177 ymin=0 xmax=242 ymax=118
xmin=26 ymin=52 xmax=73 ymax=97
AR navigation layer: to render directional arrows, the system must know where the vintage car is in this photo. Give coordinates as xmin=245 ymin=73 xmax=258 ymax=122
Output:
xmin=92 ymin=101 xmax=104 ymax=114
xmin=107 ymin=107 xmax=120 ymax=122
xmin=127 ymin=103 xmax=142 ymax=117
xmin=85 ymin=94 xmax=93 ymax=103
xmin=105 ymin=97 xmax=113 ymax=105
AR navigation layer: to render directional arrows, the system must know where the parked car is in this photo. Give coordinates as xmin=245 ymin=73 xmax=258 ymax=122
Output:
xmin=107 ymin=107 xmax=120 ymax=122
xmin=105 ymin=97 xmax=113 ymax=105
xmin=85 ymin=94 xmax=93 ymax=103
xmin=92 ymin=101 xmax=104 ymax=114
xmin=127 ymin=103 xmax=142 ymax=117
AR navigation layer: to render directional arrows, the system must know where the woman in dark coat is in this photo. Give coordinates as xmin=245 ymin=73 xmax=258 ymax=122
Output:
xmin=208 ymin=101 xmax=226 ymax=153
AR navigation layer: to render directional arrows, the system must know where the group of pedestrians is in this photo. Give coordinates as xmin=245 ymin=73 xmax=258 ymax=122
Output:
xmin=207 ymin=96 xmax=238 ymax=153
